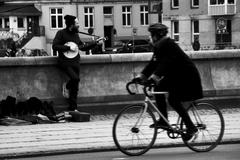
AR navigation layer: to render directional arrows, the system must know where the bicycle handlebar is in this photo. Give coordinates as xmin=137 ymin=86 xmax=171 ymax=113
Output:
xmin=126 ymin=81 xmax=155 ymax=97
xmin=126 ymin=81 xmax=136 ymax=95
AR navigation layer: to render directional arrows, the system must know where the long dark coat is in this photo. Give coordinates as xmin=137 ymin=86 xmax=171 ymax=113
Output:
xmin=142 ymin=37 xmax=203 ymax=101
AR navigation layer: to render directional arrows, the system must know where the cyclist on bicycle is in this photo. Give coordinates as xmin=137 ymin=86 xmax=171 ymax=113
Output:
xmin=132 ymin=23 xmax=203 ymax=141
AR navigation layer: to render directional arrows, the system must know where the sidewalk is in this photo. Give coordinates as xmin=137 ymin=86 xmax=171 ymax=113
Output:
xmin=0 ymin=108 xmax=240 ymax=159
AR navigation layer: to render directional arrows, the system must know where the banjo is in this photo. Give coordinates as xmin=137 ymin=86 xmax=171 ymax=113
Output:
xmin=63 ymin=37 xmax=107 ymax=59
xmin=63 ymin=42 xmax=80 ymax=58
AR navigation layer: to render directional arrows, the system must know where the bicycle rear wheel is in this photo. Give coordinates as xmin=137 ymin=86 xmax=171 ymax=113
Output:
xmin=112 ymin=104 xmax=157 ymax=156
xmin=181 ymin=102 xmax=225 ymax=152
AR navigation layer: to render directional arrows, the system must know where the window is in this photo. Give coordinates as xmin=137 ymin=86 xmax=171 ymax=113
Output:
xmin=192 ymin=20 xmax=199 ymax=42
xmin=84 ymin=7 xmax=94 ymax=28
xmin=228 ymin=0 xmax=235 ymax=4
xmin=0 ymin=18 xmax=4 ymax=28
xmin=122 ymin=6 xmax=132 ymax=27
xmin=103 ymin=6 xmax=113 ymax=15
xmin=140 ymin=5 xmax=149 ymax=25
xmin=210 ymin=0 xmax=225 ymax=5
xmin=210 ymin=0 xmax=216 ymax=4
xmin=4 ymin=18 xmax=9 ymax=28
xmin=172 ymin=21 xmax=179 ymax=41
xmin=50 ymin=8 xmax=63 ymax=29
xmin=0 ymin=18 xmax=9 ymax=29
xmin=171 ymin=0 xmax=179 ymax=9
xmin=17 ymin=17 xmax=24 ymax=28
xmin=216 ymin=20 xmax=232 ymax=46
xmin=192 ymin=0 xmax=199 ymax=7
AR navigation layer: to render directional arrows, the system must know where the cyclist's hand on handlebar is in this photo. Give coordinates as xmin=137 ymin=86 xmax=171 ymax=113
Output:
xmin=132 ymin=74 xmax=147 ymax=84
xmin=146 ymin=74 xmax=164 ymax=86
xmin=144 ymin=78 xmax=156 ymax=86
xmin=132 ymin=77 xmax=144 ymax=84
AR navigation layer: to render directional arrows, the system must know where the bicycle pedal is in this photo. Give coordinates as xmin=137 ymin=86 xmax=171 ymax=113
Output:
xmin=167 ymin=130 xmax=181 ymax=139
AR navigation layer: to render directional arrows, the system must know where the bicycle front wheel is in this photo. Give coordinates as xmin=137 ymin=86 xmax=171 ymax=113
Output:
xmin=182 ymin=102 xmax=225 ymax=152
xmin=112 ymin=104 xmax=157 ymax=156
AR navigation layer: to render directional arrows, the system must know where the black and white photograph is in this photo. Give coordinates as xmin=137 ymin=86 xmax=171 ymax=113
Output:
xmin=0 ymin=0 xmax=239 ymax=159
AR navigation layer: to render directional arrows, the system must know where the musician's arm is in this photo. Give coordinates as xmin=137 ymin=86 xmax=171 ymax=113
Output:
xmin=52 ymin=31 xmax=70 ymax=53
xmin=78 ymin=41 xmax=97 ymax=51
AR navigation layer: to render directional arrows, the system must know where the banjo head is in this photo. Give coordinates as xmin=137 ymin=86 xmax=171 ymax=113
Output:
xmin=64 ymin=42 xmax=79 ymax=58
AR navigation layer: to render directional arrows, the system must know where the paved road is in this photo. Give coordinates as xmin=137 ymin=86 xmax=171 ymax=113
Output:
xmin=9 ymin=144 xmax=240 ymax=160
xmin=0 ymin=107 xmax=239 ymax=159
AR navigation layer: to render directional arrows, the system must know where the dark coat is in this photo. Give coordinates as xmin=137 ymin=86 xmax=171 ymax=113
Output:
xmin=142 ymin=37 xmax=203 ymax=101
xmin=52 ymin=28 xmax=97 ymax=66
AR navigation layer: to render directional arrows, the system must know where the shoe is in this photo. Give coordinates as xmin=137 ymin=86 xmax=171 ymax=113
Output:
xmin=149 ymin=120 xmax=170 ymax=130
xmin=62 ymin=82 xmax=69 ymax=98
xmin=182 ymin=128 xmax=199 ymax=142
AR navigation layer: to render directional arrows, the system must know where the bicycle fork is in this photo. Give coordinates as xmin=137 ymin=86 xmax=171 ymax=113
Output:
xmin=132 ymin=102 xmax=149 ymax=129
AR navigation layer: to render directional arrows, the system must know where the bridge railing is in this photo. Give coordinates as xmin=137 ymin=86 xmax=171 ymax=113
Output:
xmin=0 ymin=50 xmax=240 ymax=111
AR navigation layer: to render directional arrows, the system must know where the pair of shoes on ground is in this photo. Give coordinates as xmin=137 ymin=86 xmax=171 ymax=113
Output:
xmin=182 ymin=127 xmax=199 ymax=142
xmin=149 ymin=119 xmax=170 ymax=130
xmin=62 ymin=82 xmax=69 ymax=98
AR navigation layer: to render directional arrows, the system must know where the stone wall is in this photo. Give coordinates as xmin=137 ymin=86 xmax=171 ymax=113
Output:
xmin=0 ymin=50 xmax=240 ymax=110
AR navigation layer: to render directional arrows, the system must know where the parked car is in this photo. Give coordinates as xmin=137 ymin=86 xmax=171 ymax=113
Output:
xmin=105 ymin=39 xmax=152 ymax=54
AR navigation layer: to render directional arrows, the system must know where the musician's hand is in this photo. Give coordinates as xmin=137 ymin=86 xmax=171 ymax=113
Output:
xmin=97 ymin=39 xmax=104 ymax=45
xmin=69 ymin=45 xmax=77 ymax=51
xmin=96 ymin=37 xmax=106 ymax=44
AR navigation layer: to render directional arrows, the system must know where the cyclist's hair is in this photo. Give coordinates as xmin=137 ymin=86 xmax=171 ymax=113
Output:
xmin=148 ymin=23 xmax=168 ymax=37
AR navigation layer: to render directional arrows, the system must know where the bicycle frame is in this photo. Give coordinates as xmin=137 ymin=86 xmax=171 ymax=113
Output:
xmin=127 ymin=82 xmax=202 ymax=133
xmin=139 ymin=91 xmax=182 ymax=131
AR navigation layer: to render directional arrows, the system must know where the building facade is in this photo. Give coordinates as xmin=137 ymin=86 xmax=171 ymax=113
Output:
xmin=162 ymin=0 xmax=240 ymax=50
xmin=1 ymin=0 xmax=239 ymax=55
xmin=0 ymin=0 xmax=161 ymax=55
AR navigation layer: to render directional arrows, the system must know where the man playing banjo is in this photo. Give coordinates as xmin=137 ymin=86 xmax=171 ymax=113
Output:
xmin=52 ymin=15 xmax=103 ymax=111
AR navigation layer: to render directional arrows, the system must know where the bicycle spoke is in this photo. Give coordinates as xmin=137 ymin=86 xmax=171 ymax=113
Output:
xmin=113 ymin=104 xmax=157 ymax=156
xmin=203 ymin=129 xmax=217 ymax=142
xmin=182 ymin=102 xmax=224 ymax=152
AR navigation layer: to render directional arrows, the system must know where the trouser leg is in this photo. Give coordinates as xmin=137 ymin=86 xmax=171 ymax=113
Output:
xmin=168 ymin=95 xmax=195 ymax=129
xmin=67 ymin=79 xmax=79 ymax=110
xmin=154 ymin=85 xmax=168 ymax=121
xmin=155 ymin=94 xmax=168 ymax=121
xmin=59 ymin=64 xmax=80 ymax=111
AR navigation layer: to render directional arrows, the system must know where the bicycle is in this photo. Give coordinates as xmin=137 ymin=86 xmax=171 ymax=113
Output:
xmin=112 ymin=81 xmax=225 ymax=156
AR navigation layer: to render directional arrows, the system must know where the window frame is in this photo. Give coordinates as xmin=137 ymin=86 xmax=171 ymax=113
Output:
xmin=209 ymin=0 xmax=236 ymax=5
xmin=0 ymin=18 xmax=3 ymax=29
xmin=17 ymin=17 xmax=25 ymax=28
xmin=140 ymin=5 xmax=149 ymax=26
xmin=171 ymin=0 xmax=179 ymax=9
xmin=122 ymin=6 xmax=132 ymax=27
xmin=84 ymin=7 xmax=94 ymax=28
xmin=191 ymin=0 xmax=199 ymax=8
xmin=103 ymin=6 xmax=113 ymax=15
xmin=192 ymin=20 xmax=200 ymax=42
xmin=172 ymin=21 xmax=179 ymax=42
xmin=228 ymin=0 xmax=235 ymax=4
xmin=50 ymin=8 xmax=63 ymax=29
xmin=4 ymin=17 xmax=9 ymax=29
xmin=0 ymin=17 xmax=9 ymax=30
